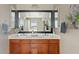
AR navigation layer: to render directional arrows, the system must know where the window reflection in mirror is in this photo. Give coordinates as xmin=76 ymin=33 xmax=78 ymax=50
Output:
xmin=19 ymin=12 xmax=51 ymax=32
xmin=55 ymin=12 xmax=58 ymax=28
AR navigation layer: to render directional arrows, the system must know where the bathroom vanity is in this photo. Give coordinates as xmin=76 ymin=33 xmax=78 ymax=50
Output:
xmin=9 ymin=34 xmax=60 ymax=54
xmin=9 ymin=10 xmax=59 ymax=54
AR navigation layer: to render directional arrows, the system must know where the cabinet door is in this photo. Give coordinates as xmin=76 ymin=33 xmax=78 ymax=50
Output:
xmin=48 ymin=43 xmax=59 ymax=54
xmin=31 ymin=40 xmax=48 ymax=54
xmin=30 ymin=44 xmax=39 ymax=54
xmin=30 ymin=43 xmax=48 ymax=54
xmin=31 ymin=39 xmax=48 ymax=44
xmin=38 ymin=44 xmax=48 ymax=54
xmin=20 ymin=40 xmax=30 ymax=54
xmin=20 ymin=43 xmax=30 ymax=54
xmin=9 ymin=40 xmax=20 ymax=54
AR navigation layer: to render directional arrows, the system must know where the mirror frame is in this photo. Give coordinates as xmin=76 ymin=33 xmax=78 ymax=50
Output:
xmin=11 ymin=10 xmax=58 ymax=33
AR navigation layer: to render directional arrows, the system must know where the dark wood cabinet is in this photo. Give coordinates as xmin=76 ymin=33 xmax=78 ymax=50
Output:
xmin=20 ymin=40 xmax=30 ymax=54
xmin=30 ymin=43 xmax=39 ymax=54
xmin=30 ymin=40 xmax=48 ymax=54
xmin=48 ymin=43 xmax=59 ymax=54
xmin=9 ymin=39 xmax=59 ymax=54
xmin=9 ymin=40 xmax=20 ymax=54
xmin=38 ymin=43 xmax=48 ymax=54
xmin=48 ymin=39 xmax=59 ymax=54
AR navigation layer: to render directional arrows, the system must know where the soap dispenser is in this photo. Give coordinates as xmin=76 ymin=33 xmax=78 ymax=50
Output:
xmin=20 ymin=26 xmax=24 ymax=31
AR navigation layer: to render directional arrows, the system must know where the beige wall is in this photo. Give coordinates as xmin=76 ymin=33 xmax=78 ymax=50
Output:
xmin=56 ymin=4 xmax=79 ymax=54
xmin=0 ymin=4 xmax=10 ymax=54
xmin=16 ymin=4 xmax=54 ymax=10
xmin=60 ymin=29 xmax=79 ymax=54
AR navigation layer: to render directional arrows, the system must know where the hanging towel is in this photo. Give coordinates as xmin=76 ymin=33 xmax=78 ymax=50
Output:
xmin=61 ymin=22 xmax=67 ymax=33
xmin=2 ymin=23 xmax=8 ymax=34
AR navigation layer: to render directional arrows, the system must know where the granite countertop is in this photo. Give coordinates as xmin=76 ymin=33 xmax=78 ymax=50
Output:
xmin=8 ymin=33 xmax=60 ymax=39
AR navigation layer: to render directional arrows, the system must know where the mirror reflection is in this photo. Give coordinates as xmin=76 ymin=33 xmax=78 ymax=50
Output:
xmin=18 ymin=12 xmax=51 ymax=32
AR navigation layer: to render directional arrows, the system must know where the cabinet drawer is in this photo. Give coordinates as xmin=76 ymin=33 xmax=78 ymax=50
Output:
xmin=31 ymin=39 xmax=48 ymax=44
xmin=10 ymin=39 xmax=20 ymax=43
xmin=21 ymin=40 xmax=30 ymax=44
xmin=9 ymin=43 xmax=20 ymax=54
xmin=20 ymin=43 xmax=30 ymax=54
xmin=38 ymin=44 xmax=48 ymax=54
xmin=49 ymin=39 xmax=59 ymax=44
xmin=48 ymin=43 xmax=59 ymax=54
xmin=31 ymin=44 xmax=39 ymax=48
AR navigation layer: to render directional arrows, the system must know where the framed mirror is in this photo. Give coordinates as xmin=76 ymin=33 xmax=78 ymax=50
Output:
xmin=11 ymin=10 xmax=58 ymax=33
